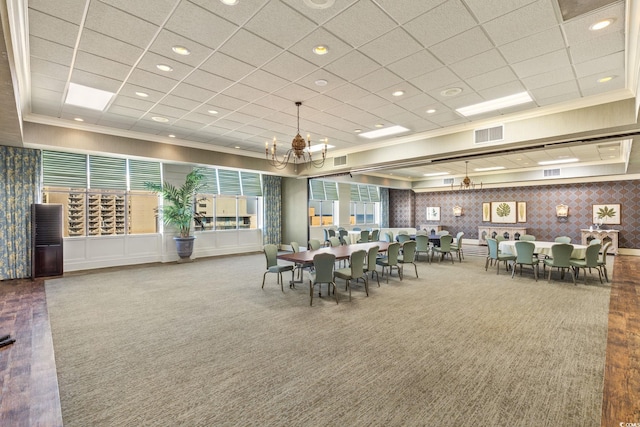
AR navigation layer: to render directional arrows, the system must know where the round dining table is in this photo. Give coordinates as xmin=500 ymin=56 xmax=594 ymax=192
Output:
xmin=498 ymin=240 xmax=588 ymax=259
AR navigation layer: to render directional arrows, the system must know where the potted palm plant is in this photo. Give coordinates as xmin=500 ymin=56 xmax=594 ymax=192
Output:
xmin=146 ymin=168 xmax=206 ymax=262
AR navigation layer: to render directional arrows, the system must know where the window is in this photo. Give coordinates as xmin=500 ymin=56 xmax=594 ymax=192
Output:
xmin=350 ymin=184 xmax=380 ymax=225
xmin=309 ymin=179 xmax=338 ymax=226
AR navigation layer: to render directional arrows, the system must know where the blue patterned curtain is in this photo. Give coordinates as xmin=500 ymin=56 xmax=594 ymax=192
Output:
xmin=380 ymin=187 xmax=389 ymax=228
xmin=0 ymin=147 xmax=42 ymax=279
xmin=262 ymin=174 xmax=281 ymax=245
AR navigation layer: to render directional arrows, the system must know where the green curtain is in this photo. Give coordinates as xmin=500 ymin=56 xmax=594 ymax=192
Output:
xmin=380 ymin=187 xmax=389 ymax=228
xmin=0 ymin=147 xmax=42 ymax=279
xmin=262 ymin=175 xmax=281 ymax=245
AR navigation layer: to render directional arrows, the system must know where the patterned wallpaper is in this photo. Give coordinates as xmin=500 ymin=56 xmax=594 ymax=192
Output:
xmin=389 ymin=180 xmax=640 ymax=249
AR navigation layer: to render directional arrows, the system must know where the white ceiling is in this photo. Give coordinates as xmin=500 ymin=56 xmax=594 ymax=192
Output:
xmin=10 ymin=0 xmax=638 ymax=180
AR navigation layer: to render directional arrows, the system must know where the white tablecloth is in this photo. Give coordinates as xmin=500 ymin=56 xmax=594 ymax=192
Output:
xmin=347 ymin=231 xmax=362 ymax=244
xmin=499 ymin=241 xmax=588 ymax=259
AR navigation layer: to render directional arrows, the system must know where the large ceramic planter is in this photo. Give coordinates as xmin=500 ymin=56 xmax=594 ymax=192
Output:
xmin=174 ymin=236 xmax=196 ymax=262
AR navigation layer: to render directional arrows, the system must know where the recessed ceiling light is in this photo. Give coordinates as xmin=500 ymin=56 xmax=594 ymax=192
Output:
xmin=168 ymin=134 xmax=176 ymax=138
xmin=313 ymin=45 xmax=329 ymax=55
xmin=440 ymin=87 xmax=462 ymax=97
xmin=151 ymin=116 xmax=169 ymax=123
xmin=235 ymin=146 xmax=241 ymax=149
xmin=354 ymin=129 xmax=362 ymax=133
xmin=426 ymin=109 xmax=436 ymax=114
xmin=474 ymin=166 xmax=505 ymax=172
xmin=172 ymin=46 xmax=191 ymax=55
xmin=65 ymin=83 xmax=115 ymax=111
xmin=538 ymin=158 xmax=579 ymax=166
xmin=590 ymin=18 xmax=614 ymax=31
xmin=303 ymin=0 xmax=335 ymax=9
xmin=220 ymin=0 xmax=238 ymax=5
xmin=375 ymin=124 xmax=384 ymax=128
xmin=73 ymin=117 xmax=84 ymax=122
xmin=208 ymin=110 xmax=219 ymax=115
xmin=359 ymin=125 xmax=410 ymax=139
xmin=156 ymin=64 xmax=173 ymax=72
xmin=135 ymin=91 xmax=149 ymax=98
xmin=597 ymin=76 xmax=614 ymax=83
xmin=315 ymin=79 xmax=328 ymax=86
xmin=392 ymin=90 xmax=404 ymax=97
xmin=456 ymin=91 xmax=533 ymax=117
xmin=423 ymin=172 xmax=449 ymax=177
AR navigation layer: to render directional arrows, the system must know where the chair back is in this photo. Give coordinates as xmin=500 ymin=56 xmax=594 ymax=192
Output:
xmin=385 ymin=231 xmax=394 ymax=242
xmin=398 ymin=230 xmax=409 ymax=235
xmin=339 ymin=229 xmax=348 ymax=239
xmin=415 ymin=234 xmax=430 ymax=252
xmin=514 ymin=241 xmax=536 ymax=264
xmin=600 ymin=241 xmax=612 ymax=263
xmin=554 ymin=236 xmax=571 ymax=244
xmin=370 ymin=229 xmax=379 ymax=241
xmin=495 ymin=235 xmax=506 ymax=242
xmin=291 ymin=241 xmax=301 ymax=253
xmin=550 ymin=243 xmax=574 ymax=267
xmin=329 ymin=236 xmax=341 ymax=247
xmin=584 ymin=243 xmax=601 ymax=267
xmin=328 ymin=229 xmax=336 ymax=237
xmin=359 ymin=230 xmax=370 ymax=242
xmin=323 ymin=228 xmax=329 ymax=242
xmin=437 ymin=230 xmax=450 ymax=236
xmin=589 ymin=238 xmax=601 ymax=245
xmin=312 ymin=253 xmax=336 ymax=283
xmin=416 ymin=230 xmax=427 ymax=235
xmin=438 ymin=234 xmax=453 ymax=251
xmin=401 ymin=241 xmax=416 ymax=262
xmin=486 ymin=238 xmax=499 ymax=259
xmin=308 ymin=239 xmax=322 ymax=250
xmin=520 ymin=234 xmax=536 ymax=241
xmin=263 ymin=244 xmax=278 ymax=268
xmin=397 ymin=234 xmax=411 ymax=243
xmin=386 ymin=242 xmax=400 ymax=264
xmin=353 ymin=227 xmax=361 ymax=231
xmin=366 ymin=246 xmax=379 ymax=271
xmin=455 ymin=231 xmax=464 ymax=247
xmin=349 ymin=250 xmax=367 ymax=277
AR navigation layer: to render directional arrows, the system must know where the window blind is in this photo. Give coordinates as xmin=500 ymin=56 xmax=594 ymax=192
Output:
xmin=217 ymin=169 xmax=241 ymax=195
xmin=128 ymin=159 xmax=161 ymax=190
xmin=310 ymin=180 xmax=325 ymax=200
xmin=42 ymin=150 xmax=87 ymax=188
xmin=358 ymin=184 xmax=370 ymax=202
xmin=323 ymin=181 xmax=338 ymax=201
xmin=199 ymin=168 xmax=219 ymax=194
xmin=240 ymin=171 xmax=262 ymax=196
xmin=350 ymin=184 xmax=361 ymax=201
xmin=368 ymin=185 xmax=380 ymax=202
xmin=89 ymin=155 xmax=126 ymax=190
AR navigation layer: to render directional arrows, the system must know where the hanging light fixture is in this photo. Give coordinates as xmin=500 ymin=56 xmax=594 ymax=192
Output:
xmin=266 ymin=102 xmax=327 ymax=170
xmin=453 ymin=161 xmax=482 ymax=190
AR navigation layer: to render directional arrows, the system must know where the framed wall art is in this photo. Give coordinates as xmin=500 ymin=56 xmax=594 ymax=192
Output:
xmin=426 ymin=206 xmax=440 ymax=221
xmin=482 ymin=202 xmax=491 ymax=222
xmin=517 ymin=202 xmax=527 ymax=223
xmin=491 ymin=201 xmax=517 ymax=224
xmin=592 ymin=204 xmax=621 ymax=225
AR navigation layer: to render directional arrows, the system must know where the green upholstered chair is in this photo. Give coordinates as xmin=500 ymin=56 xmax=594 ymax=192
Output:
xmin=520 ymin=234 xmax=536 ymax=241
xmin=357 ymin=230 xmax=370 ymax=243
xmin=329 ymin=236 xmax=341 ymax=247
xmin=543 ymin=243 xmax=575 ymax=284
xmin=338 ymin=229 xmax=349 ymax=245
xmin=589 ymin=238 xmax=601 ymax=245
xmin=485 ymin=238 xmax=516 ymax=275
xmin=370 ymin=229 xmax=379 ymax=242
xmin=398 ymin=240 xmax=418 ymax=278
xmin=363 ymin=245 xmax=380 ymax=287
xmin=432 ymin=234 xmax=455 ymax=264
xmin=450 ymin=231 xmax=465 ymax=261
xmin=570 ymin=243 xmax=603 ymax=285
xmin=262 ymin=244 xmax=294 ymax=292
xmin=415 ymin=234 xmax=431 ymax=262
xmin=554 ymin=236 xmax=571 ymax=244
xmin=308 ymin=253 xmax=338 ymax=306
xmin=512 ymin=241 xmax=540 ymax=281
xmin=598 ymin=241 xmax=613 ymax=282
xmin=398 ymin=230 xmax=409 ymax=235
xmin=437 ymin=230 xmax=450 ymax=236
xmin=376 ymin=242 xmax=402 ymax=283
xmin=384 ymin=231 xmax=394 ymax=243
xmin=290 ymin=241 xmax=313 ymax=282
xmin=308 ymin=239 xmax=322 ymax=250
xmin=334 ymin=249 xmax=368 ymax=301
xmin=396 ymin=233 xmax=411 ymax=244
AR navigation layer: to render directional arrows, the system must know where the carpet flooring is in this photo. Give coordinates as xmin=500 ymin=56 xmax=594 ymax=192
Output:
xmin=45 ymin=252 xmax=610 ymax=426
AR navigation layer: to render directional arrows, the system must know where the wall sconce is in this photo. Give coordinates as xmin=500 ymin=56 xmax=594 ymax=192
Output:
xmin=453 ymin=205 xmax=463 ymax=217
xmin=556 ymin=204 xmax=569 ymax=217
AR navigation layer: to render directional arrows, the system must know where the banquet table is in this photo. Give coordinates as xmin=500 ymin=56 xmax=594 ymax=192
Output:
xmin=498 ymin=240 xmax=588 ymax=259
xmin=347 ymin=230 xmax=363 ymax=244
xmin=278 ymin=241 xmax=390 ymax=265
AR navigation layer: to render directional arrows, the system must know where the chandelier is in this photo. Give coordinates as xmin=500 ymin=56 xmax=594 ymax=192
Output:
xmin=266 ymin=102 xmax=327 ymax=170
xmin=453 ymin=161 xmax=482 ymax=190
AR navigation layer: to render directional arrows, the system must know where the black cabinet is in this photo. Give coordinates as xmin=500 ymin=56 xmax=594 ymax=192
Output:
xmin=31 ymin=204 xmax=64 ymax=278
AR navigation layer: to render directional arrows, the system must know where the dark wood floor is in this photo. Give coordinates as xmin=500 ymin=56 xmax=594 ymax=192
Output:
xmin=0 ymin=256 xmax=638 ymax=426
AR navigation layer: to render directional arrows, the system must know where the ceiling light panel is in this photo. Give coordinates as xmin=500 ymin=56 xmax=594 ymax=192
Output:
xmin=359 ymin=125 xmax=410 ymax=139
xmin=65 ymin=83 xmax=115 ymax=111
xmin=456 ymin=92 xmax=533 ymax=116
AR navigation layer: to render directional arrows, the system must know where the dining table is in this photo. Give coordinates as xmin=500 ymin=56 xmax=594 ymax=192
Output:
xmin=498 ymin=240 xmax=588 ymax=259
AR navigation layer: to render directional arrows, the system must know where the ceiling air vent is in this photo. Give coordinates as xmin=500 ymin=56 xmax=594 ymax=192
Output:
xmin=443 ymin=178 xmax=454 ymax=185
xmin=543 ymin=168 xmax=561 ymax=177
xmin=474 ymin=125 xmax=504 ymax=144
xmin=333 ymin=155 xmax=347 ymax=167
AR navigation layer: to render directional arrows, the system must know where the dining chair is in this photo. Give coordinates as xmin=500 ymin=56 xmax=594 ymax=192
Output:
xmin=554 ymin=236 xmax=572 ymax=244
xmin=512 ymin=241 xmax=540 ymax=281
xmin=598 ymin=241 xmax=613 ymax=282
xmin=431 ymin=234 xmax=456 ymax=264
xmin=570 ymin=243 xmax=603 ymax=285
xmin=338 ymin=229 xmax=349 ymax=245
xmin=328 ymin=229 xmax=336 ymax=238
xmin=334 ymin=249 xmax=368 ymax=301
xmin=415 ymin=234 xmax=431 ymax=262
xmin=261 ymin=244 xmax=294 ymax=292
xmin=323 ymin=228 xmax=330 ymax=247
xmin=396 ymin=233 xmax=411 ymax=244
xmin=450 ymin=231 xmax=465 ymax=261
xmin=520 ymin=234 xmax=536 ymax=241
xmin=437 ymin=230 xmax=450 ymax=236
xmin=376 ymin=242 xmax=402 ymax=283
xmin=358 ymin=230 xmax=370 ymax=243
xmin=329 ymin=236 xmax=341 ymax=247
xmin=543 ymin=243 xmax=575 ymax=284
xmin=485 ymin=238 xmax=516 ymax=275
xmin=589 ymin=238 xmax=601 ymax=245
xmin=309 ymin=253 xmax=338 ymax=306
xmin=370 ymin=229 xmax=379 ymax=242
xmin=308 ymin=239 xmax=322 ymax=250
xmin=416 ymin=230 xmax=427 ymax=236
xmin=398 ymin=240 xmax=418 ymax=278
xmin=363 ymin=245 xmax=380 ymax=287
xmin=398 ymin=230 xmax=409 ymax=235
xmin=384 ymin=231 xmax=394 ymax=243
xmin=290 ymin=241 xmax=313 ymax=282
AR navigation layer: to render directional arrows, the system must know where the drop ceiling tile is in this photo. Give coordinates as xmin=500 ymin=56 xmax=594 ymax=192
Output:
xmin=128 ymin=69 xmax=178 ymax=93
xmin=183 ymin=112 xmax=219 ymax=124
xmin=241 ymin=70 xmax=290 ymax=93
xmin=395 ymin=93 xmax=438 ymax=112
xmin=237 ymin=103 xmax=274 ymax=119
xmin=148 ymin=30 xmax=216 ymax=68
xmin=29 ymin=36 xmax=74 ymax=65
xmin=84 ymin=1 xmax=159 ymax=49
xmin=348 ymin=93 xmax=389 ymax=111
xmin=273 ymin=84 xmax=320 ymax=102
xmin=534 ymin=91 xmax=580 ymax=107
xmin=108 ymin=105 xmax=148 ymax=118
xmin=530 ymin=80 xmax=580 ymax=100
xmin=29 ymin=0 xmax=87 ymax=23
xmin=466 ymin=67 xmax=519 ymax=91
xmin=78 ymin=30 xmax=144 ymax=66
xmin=171 ymin=83 xmax=216 ymax=103
xmin=511 ymin=49 xmax=571 ymax=79
xmin=301 ymin=95 xmax=344 ymax=112
xmin=353 ymin=68 xmax=404 ymax=93
xmin=324 ymin=83 xmax=371 ymax=103
xmin=482 ymin=1 xmax=558 ymax=46
xmin=521 ymin=66 xmax=576 ymax=90
xmin=28 ymin=10 xmax=79 ymax=48
xmin=120 ymin=84 xmax=166 ymax=102
xmin=463 ymin=0 xmax=538 ymax=23
xmin=172 ymin=119 xmax=206 ymax=131
xmin=374 ymin=0 xmax=446 ymax=24
xmin=579 ymin=70 xmax=626 ymax=96
xmin=573 ymin=51 xmax=624 ymax=78
xmin=324 ymin=50 xmax=380 ymax=82
xmin=430 ymin=27 xmax=495 ymax=65
xmin=478 ymin=80 xmax=527 ymax=101
xmin=220 ymin=84 xmax=268 ymax=103
xmin=323 ymin=0 xmax=397 ymax=48
xmin=164 ymin=1 xmax=238 ymax=49
xmin=287 ymin=28 xmax=354 ymax=67
xmin=74 ymin=51 xmax=132 ymax=81
xmin=190 ymin=0 xmax=270 ymax=26
xmin=569 ymin=31 xmax=624 ymax=64
xmin=30 ymin=58 xmax=70 ymax=81
xmin=562 ymin=1 xmax=625 ymax=45
xmin=280 ymin=0 xmax=358 ymax=25
xmin=261 ymin=51 xmax=318 ymax=82
xmin=183 ymin=70 xmax=234 ymax=93
xmin=253 ymin=94 xmax=293 ymax=111
xmin=112 ymin=95 xmax=155 ymax=112
xmin=412 ymin=67 xmax=460 ymax=93
xmin=295 ymin=70 xmax=347 ymax=94
xmin=498 ymin=27 xmax=565 ymax=64
xmin=244 ymin=1 xmax=317 ymax=49
xmin=404 ymin=1 xmax=477 ymax=47
xmin=224 ymin=111 xmax=260 ymax=125
xmin=369 ymin=102 xmax=406 ymax=119
xmin=439 ymin=91 xmax=484 ymax=109
xmin=161 ymin=95 xmax=202 ymax=111
xmin=99 ymin=0 xmax=178 ymax=26
xmin=218 ymin=29 xmax=283 ymax=68
xmin=208 ymin=94 xmax=247 ymax=111
xmin=387 ymin=50 xmax=442 ymax=82
xmin=449 ymin=49 xmax=508 ymax=79
xmin=359 ymin=28 xmax=423 ymax=66
xmin=31 ymin=74 xmax=67 ymax=92
xmin=135 ymin=51 xmax=194 ymax=81
xmin=149 ymin=104 xmax=189 ymax=120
